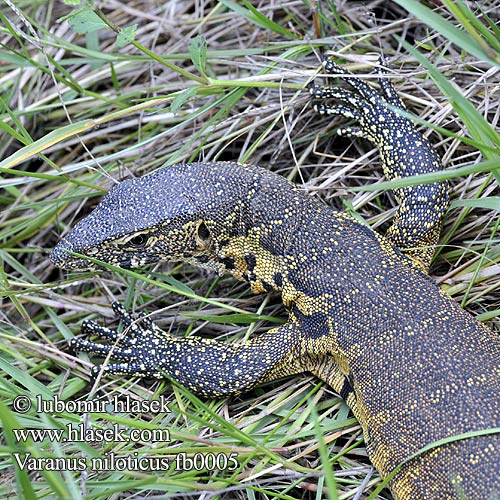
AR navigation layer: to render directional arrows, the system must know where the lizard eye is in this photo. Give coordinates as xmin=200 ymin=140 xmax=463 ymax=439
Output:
xmin=196 ymin=222 xmax=210 ymax=242
xmin=129 ymin=234 xmax=147 ymax=246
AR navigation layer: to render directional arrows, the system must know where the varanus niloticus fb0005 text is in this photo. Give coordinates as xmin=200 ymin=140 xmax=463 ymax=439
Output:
xmin=51 ymin=59 xmax=500 ymax=499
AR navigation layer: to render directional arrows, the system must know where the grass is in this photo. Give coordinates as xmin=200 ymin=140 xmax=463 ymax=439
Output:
xmin=0 ymin=1 xmax=499 ymax=499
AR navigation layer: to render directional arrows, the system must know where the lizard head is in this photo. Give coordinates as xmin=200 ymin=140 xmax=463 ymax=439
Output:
xmin=50 ymin=162 xmax=260 ymax=272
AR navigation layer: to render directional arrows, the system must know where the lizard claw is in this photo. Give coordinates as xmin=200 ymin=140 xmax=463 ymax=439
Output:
xmin=71 ymin=302 xmax=177 ymax=379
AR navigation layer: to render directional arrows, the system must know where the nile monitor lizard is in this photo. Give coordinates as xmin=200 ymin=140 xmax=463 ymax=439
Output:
xmin=51 ymin=58 xmax=500 ymax=499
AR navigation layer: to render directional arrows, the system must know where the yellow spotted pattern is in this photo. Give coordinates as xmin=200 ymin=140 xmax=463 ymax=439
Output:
xmin=51 ymin=59 xmax=500 ymax=500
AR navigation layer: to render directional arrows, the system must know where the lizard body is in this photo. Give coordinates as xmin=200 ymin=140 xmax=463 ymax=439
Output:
xmin=51 ymin=59 xmax=500 ymax=499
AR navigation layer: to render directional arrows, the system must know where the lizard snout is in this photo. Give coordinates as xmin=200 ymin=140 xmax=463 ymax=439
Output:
xmin=50 ymin=240 xmax=95 ymax=271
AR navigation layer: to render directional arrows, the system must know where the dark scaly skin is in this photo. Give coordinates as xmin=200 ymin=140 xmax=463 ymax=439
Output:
xmin=310 ymin=59 xmax=448 ymax=272
xmin=51 ymin=59 xmax=500 ymax=499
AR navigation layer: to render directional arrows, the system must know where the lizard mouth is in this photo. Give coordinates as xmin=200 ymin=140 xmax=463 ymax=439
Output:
xmin=50 ymin=242 xmax=163 ymax=271
xmin=50 ymin=242 xmax=98 ymax=271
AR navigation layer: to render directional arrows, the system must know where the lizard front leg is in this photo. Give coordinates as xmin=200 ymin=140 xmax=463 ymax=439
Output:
xmin=72 ymin=302 xmax=309 ymax=397
xmin=310 ymin=57 xmax=449 ymax=273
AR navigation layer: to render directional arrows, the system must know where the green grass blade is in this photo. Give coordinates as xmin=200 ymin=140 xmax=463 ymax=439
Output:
xmin=219 ymin=0 xmax=300 ymax=40
xmin=394 ymin=0 xmax=500 ymax=64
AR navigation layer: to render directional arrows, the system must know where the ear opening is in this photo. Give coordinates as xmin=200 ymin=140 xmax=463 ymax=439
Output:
xmin=196 ymin=220 xmax=211 ymax=244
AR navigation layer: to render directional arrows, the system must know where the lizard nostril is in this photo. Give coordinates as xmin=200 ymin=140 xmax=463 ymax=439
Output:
xmin=50 ymin=241 xmax=72 ymax=266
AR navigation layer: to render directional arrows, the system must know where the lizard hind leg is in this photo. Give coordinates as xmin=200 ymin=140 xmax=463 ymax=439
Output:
xmin=309 ymin=56 xmax=449 ymax=273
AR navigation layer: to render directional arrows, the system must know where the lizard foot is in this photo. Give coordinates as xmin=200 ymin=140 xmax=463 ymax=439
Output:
xmin=309 ymin=55 xmax=409 ymax=144
xmin=71 ymin=302 xmax=176 ymax=379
